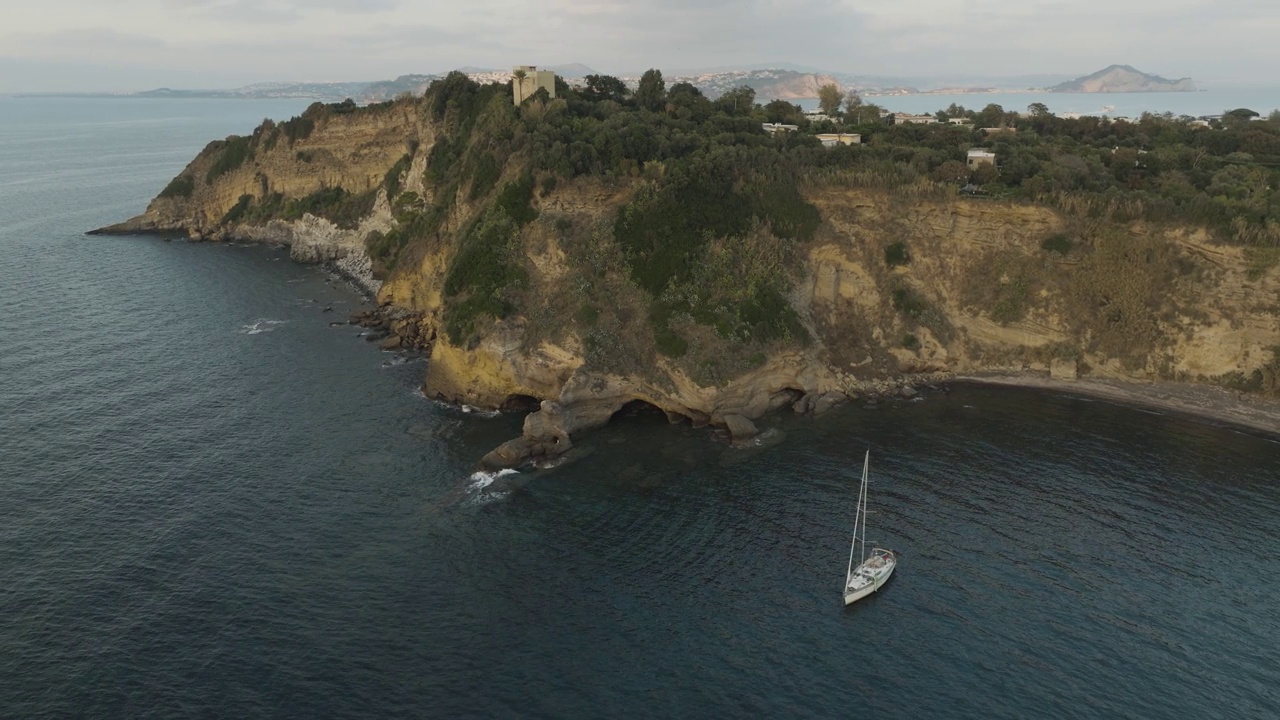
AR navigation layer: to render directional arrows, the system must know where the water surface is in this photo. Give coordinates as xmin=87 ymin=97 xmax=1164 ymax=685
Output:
xmin=1 ymin=97 xmax=1277 ymax=719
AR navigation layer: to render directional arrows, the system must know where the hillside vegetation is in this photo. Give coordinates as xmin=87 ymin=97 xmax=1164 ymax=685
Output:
xmin=122 ymin=70 xmax=1280 ymax=413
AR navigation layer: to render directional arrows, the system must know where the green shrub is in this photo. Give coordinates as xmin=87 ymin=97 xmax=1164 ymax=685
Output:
xmin=220 ymin=194 xmax=253 ymax=225
xmin=654 ymin=325 xmax=689 ymax=357
xmin=442 ymin=207 xmax=527 ymax=343
xmin=494 ymin=174 xmax=539 ymax=225
xmin=902 ymin=334 xmax=921 ymax=350
xmin=1041 ymin=233 xmax=1073 ymax=255
xmin=884 ymin=241 xmax=911 ymax=266
xmin=281 ymin=187 xmax=377 ymax=229
xmin=649 ymin=301 xmax=688 ymax=358
xmin=281 ymin=117 xmax=315 ymax=143
xmin=990 ymin=277 xmax=1030 ymax=324
xmin=1245 ymin=246 xmax=1280 ymax=281
xmin=384 ymin=152 xmax=414 ymax=198
xmin=205 ymin=135 xmax=253 ymax=183
xmin=576 ymin=304 xmax=599 ymax=327
xmin=891 ymin=286 xmax=929 ymax=317
xmin=158 ymin=174 xmax=194 ymax=199
xmin=469 ymin=153 xmax=500 ymax=199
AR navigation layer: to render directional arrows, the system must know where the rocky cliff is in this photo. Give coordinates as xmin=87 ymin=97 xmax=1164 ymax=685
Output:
xmin=94 ymin=93 xmax=1279 ymax=468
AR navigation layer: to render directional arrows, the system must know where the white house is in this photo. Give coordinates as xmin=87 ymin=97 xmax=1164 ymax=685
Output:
xmin=762 ymin=123 xmax=800 ymax=135
xmin=894 ymin=114 xmax=938 ymax=125
xmin=966 ymin=149 xmax=996 ymax=169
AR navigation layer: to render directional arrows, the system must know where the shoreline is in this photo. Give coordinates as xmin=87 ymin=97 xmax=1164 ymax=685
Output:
xmin=953 ymin=373 xmax=1280 ymax=439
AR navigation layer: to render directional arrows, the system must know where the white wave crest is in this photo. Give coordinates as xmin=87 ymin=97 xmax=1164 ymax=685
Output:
xmin=239 ymin=319 xmax=288 ymax=335
xmin=467 ymin=468 xmax=518 ymax=493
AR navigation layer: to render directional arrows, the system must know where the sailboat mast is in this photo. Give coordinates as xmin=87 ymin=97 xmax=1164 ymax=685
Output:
xmin=858 ymin=451 xmax=869 ymax=563
xmin=846 ymin=451 xmax=869 ymax=586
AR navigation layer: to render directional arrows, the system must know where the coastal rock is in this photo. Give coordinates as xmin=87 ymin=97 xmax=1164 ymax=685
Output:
xmin=1050 ymin=358 xmax=1079 ymax=381
xmin=721 ymin=414 xmax=759 ymax=441
xmin=812 ymin=391 xmax=847 ymax=416
xmin=792 ymin=393 xmax=815 ymax=414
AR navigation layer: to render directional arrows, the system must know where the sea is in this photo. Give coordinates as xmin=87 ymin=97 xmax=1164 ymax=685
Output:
xmin=1 ymin=96 xmax=1278 ymax=719
xmin=800 ymin=86 xmax=1280 ymax=118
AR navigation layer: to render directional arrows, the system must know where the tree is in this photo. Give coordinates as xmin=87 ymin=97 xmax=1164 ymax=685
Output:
xmin=971 ymin=163 xmax=1001 ymax=186
xmin=845 ymin=97 xmax=882 ymax=125
xmin=581 ymin=74 xmax=629 ymax=103
xmin=715 ymin=86 xmax=756 ymax=116
xmin=844 ymin=91 xmax=864 ymax=115
xmin=932 ymin=160 xmax=970 ymax=184
xmin=1027 ymin=102 xmax=1051 ymax=117
xmin=1222 ymin=107 xmax=1260 ymax=129
xmin=635 ymin=69 xmax=666 ymax=112
xmin=975 ymin=103 xmax=1007 ymax=129
xmin=512 ymin=69 xmax=528 ymax=105
xmin=817 ymin=83 xmax=844 ymax=116
xmin=667 ymin=82 xmax=711 ymax=121
xmin=763 ymin=99 xmax=804 ymax=125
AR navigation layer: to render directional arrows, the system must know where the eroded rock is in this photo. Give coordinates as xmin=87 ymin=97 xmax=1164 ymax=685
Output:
xmin=721 ymin=414 xmax=759 ymax=441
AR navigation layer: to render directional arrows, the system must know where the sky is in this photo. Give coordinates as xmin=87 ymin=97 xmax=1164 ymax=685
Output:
xmin=1 ymin=0 xmax=1277 ymax=92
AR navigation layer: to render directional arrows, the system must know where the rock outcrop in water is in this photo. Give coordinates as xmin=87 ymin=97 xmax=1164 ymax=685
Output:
xmin=93 ymin=88 xmax=1280 ymax=468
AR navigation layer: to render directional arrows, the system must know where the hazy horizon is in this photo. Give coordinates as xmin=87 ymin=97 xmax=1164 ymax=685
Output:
xmin=2 ymin=0 xmax=1278 ymax=94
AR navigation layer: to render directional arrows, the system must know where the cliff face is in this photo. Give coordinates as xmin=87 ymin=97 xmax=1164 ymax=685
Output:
xmin=96 ymin=97 xmax=1279 ymax=467
xmin=92 ymin=100 xmax=433 ymax=292
xmin=753 ymin=73 xmax=843 ymax=101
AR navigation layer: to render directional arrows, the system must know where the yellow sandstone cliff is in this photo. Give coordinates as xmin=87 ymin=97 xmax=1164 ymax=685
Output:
xmin=94 ymin=97 xmax=1280 ymax=466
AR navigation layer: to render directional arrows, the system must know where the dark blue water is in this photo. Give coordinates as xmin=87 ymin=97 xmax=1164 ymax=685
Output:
xmin=2 ymin=97 xmax=1278 ymax=719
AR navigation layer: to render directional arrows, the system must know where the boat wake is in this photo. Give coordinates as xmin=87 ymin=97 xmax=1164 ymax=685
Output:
xmin=239 ymin=319 xmax=288 ymax=335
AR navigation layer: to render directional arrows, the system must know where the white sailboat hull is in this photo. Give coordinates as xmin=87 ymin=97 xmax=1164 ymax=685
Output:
xmin=843 ymin=550 xmax=896 ymax=606
xmin=842 ymin=452 xmax=898 ymax=607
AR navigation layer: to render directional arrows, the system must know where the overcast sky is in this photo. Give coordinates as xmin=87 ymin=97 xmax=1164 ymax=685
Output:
xmin=1 ymin=0 xmax=1276 ymax=92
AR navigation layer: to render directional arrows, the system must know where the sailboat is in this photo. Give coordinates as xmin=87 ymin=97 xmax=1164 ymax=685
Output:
xmin=844 ymin=451 xmax=897 ymax=605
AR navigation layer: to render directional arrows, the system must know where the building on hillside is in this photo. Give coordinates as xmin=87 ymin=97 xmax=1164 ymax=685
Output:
xmin=966 ymin=148 xmax=996 ymax=169
xmin=816 ymin=133 xmax=861 ymax=147
xmin=512 ymin=66 xmax=556 ymax=105
xmin=948 ymin=118 xmax=972 ymax=125
xmin=804 ymin=110 xmax=834 ymax=123
xmin=980 ymin=127 xmax=1015 ymax=135
xmin=893 ymin=114 xmax=939 ymax=125
xmin=762 ymin=123 xmax=800 ymax=135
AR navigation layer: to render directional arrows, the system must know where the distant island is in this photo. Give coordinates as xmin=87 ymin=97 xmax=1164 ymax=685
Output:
xmin=22 ymin=63 xmax=1197 ymax=104
xmin=1048 ymin=65 xmax=1196 ymax=93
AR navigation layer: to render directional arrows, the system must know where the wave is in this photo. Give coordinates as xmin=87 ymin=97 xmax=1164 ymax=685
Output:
xmin=239 ymin=319 xmax=288 ymax=335
xmin=464 ymin=468 xmax=519 ymax=505
xmin=467 ymin=468 xmax=518 ymax=493
xmin=379 ymin=355 xmax=425 ymax=369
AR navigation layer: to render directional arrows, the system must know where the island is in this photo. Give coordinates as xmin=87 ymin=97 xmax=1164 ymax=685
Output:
xmin=1048 ymin=65 xmax=1196 ymax=93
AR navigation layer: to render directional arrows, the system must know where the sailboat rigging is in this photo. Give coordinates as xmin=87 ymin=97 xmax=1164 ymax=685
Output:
xmin=843 ymin=450 xmax=897 ymax=605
